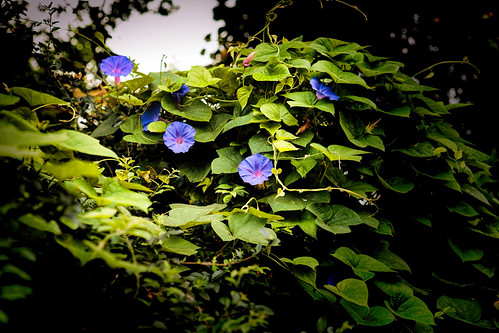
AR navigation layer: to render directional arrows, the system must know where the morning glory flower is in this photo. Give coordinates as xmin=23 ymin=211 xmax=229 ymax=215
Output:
xmin=243 ymin=51 xmax=257 ymax=68
xmin=310 ymin=77 xmax=339 ymax=101
xmin=172 ymin=84 xmax=190 ymax=109
xmin=238 ymin=153 xmax=273 ymax=185
xmin=100 ymin=55 xmax=134 ymax=86
xmin=163 ymin=121 xmax=196 ymax=153
xmin=141 ymin=101 xmax=161 ymax=131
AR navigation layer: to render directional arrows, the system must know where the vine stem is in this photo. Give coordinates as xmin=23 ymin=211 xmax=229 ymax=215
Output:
xmin=412 ymin=59 xmax=480 ymax=79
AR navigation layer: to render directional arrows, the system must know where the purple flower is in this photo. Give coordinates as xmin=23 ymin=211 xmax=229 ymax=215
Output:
xmin=100 ymin=55 xmax=134 ymax=85
xmin=141 ymin=101 xmax=161 ymax=131
xmin=238 ymin=153 xmax=273 ymax=185
xmin=172 ymin=84 xmax=190 ymax=109
xmin=310 ymin=77 xmax=339 ymax=101
xmin=243 ymin=51 xmax=257 ymax=68
xmin=163 ymin=121 xmax=196 ymax=153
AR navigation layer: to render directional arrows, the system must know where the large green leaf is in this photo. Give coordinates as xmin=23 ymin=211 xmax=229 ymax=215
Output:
xmin=284 ymin=91 xmax=336 ymax=115
xmin=252 ymin=61 xmax=291 ymax=81
xmin=339 ymin=112 xmax=385 ymax=151
xmin=311 ymin=60 xmax=371 ymax=89
xmin=325 ymin=278 xmax=369 ymax=307
xmin=161 ymin=236 xmax=200 ymax=256
xmin=385 ymin=292 xmax=435 ymax=325
xmin=162 ymin=96 xmax=212 ymax=122
xmin=261 ymin=191 xmax=330 ymax=212
xmin=192 ymin=113 xmax=232 ymax=142
xmin=447 ymin=239 xmax=483 ymax=262
xmin=18 ymin=213 xmax=61 ymax=235
xmin=160 ymin=203 xmax=226 ymax=228
xmin=260 ymin=103 xmax=298 ymax=126
xmin=57 ymin=130 xmax=119 ymax=159
xmin=11 ymin=87 xmax=70 ymax=106
xmin=332 ymin=247 xmax=394 ymax=280
xmin=310 ymin=143 xmax=370 ymax=162
xmin=237 ymin=85 xmax=253 ymax=110
xmin=186 ymin=66 xmax=221 ymax=88
xmin=42 ymin=159 xmax=101 ymax=180
xmin=0 ymin=93 xmax=20 ymax=107
xmin=314 ymin=205 xmax=363 ymax=234
xmin=436 ymin=296 xmax=487 ymax=326
xmin=341 ymin=300 xmax=395 ymax=326
xmin=228 ymin=212 xmax=278 ymax=245
xmin=211 ymin=147 xmax=244 ymax=174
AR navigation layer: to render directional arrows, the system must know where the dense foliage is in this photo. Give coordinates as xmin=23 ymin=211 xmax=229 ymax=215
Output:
xmin=1 ymin=1 xmax=498 ymax=332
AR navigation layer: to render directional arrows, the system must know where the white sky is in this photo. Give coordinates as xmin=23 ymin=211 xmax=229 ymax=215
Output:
xmin=26 ymin=0 xmax=224 ymax=73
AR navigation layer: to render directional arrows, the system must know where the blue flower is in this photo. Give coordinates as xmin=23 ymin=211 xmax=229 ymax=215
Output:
xmin=100 ymin=55 xmax=134 ymax=85
xmin=172 ymin=84 xmax=190 ymax=109
xmin=310 ymin=77 xmax=339 ymax=101
xmin=141 ymin=101 xmax=161 ymax=131
xmin=238 ymin=153 xmax=273 ymax=185
xmin=163 ymin=121 xmax=196 ymax=153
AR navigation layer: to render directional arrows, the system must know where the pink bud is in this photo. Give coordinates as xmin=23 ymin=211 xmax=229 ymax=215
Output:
xmin=243 ymin=51 xmax=257 ymax=68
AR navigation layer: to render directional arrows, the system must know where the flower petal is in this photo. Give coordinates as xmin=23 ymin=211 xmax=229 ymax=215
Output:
xmin=238 ymin=153 xmax=273 ymax=185
xmin=141 ymin=102 xmax=161 ymax=131
xmin=100 ymin=55 xmax=134 ymax=78
xmin=163 ymin=121 xmax=196 ymax=153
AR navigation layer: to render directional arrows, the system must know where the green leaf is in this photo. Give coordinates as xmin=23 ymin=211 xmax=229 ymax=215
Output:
xmin=375 ymin=167 xmax=414 ymax=193
xmin=162 ymin=96 xmax=212 ymax=122
xmin=339 ymin=112 xmax=385 ymax=151
xmin=160 ymin=203 xmax=226 ymax=228
xmin=18 ymin=213 xmax=61 ymax=235
xmin=186 ymin=66 xmax=221 ymax=87
xmin=0 ymin=93 xmax=20 ymax=107
xmin=311 ymin=60 xmax=371 ymax=89
xmin=91 ymin=113 xmax=121 ymax=138
xmin=0 ymin=123 xmax=65 ymax=147
xmin=237 ymin=85 xmax=253 ymax=109
xmin=310 ymin=143 xmax=370 ymax=162
xmin=42 ymin=159 xmax=101 ymax=180
xmin=11 ymin=87 xmax=70 ymax=106
xmin=447 ymin=201 xmax=479 ymax=217
xmin=100 ymin=177 xmax=152 ymax=213
xmin=437 ymin=296 xmax=482 ymax=325
xmin=146 ymin=120 xmax=167 ymax=133
xmin=261 ymin=191 xmax=330 ymax=212
xmin=447 ymin=239 xmax=484 ymax=262
xmin=228 ymin=212 xmax=278 ymax=245
xmin=0 ymin=284 xmax=32 ymax=301
xmin=274 ymin=140 xmax=299 ymax=152
xmin=385 ymin=292 xmax=435 ymax=325
xmin=211 ymin=220 xmax=235 ymax=241
xmin=461 ymin=183 xmax=490 ymax=206
xmin=122 ymin=75 xmax=155 ymax=91
xmin=252 ymin=61 xmax=291 ymax=81
xmin=249 ymin=134 xmax=273 ymax=154
xmin=56 ymin=130 xmax=119 ymax=159
xmin=332 ymin=247 xmax=394 ymax=280
xmin=223 ymin=113 xmax=254 ymax=133
xmin=341 ymin=300 xmax=395 ymax=326
xmin=162 ymin=235 xmax=200 ymax=256
xmin=325 ymin=278 xmax=369 ymax=307
xmin=211 ymin=147 xmax=244 ymax=174
xmin=120 ymin=114 xmax=162 ymax=145
xmin=291 ymin=158 xmax=317 ymax=178
xmin=192 ymin=113 xmax=232 ymax=142
xmin=281 ymin=256 xmax=320 ymax=270
xmin=314 ymin=205 xmax=363 ymax=234
xmin=260 ymin=103 xmax=298 ymax=126
xmin=393 ymin=142 xmax=436 ymax=157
